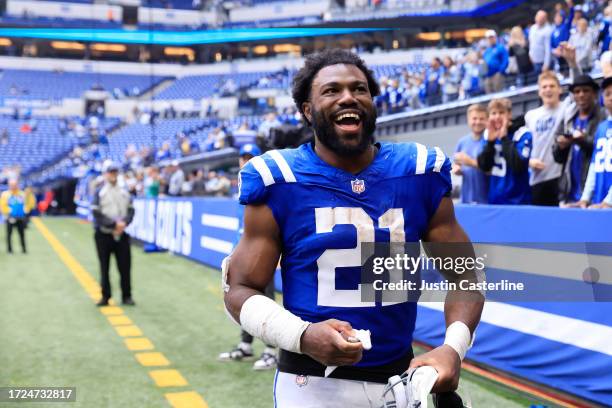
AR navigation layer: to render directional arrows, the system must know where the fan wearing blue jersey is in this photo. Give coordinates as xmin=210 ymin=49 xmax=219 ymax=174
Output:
xmin=223 ymin=49 xmax=484 ymax=407
xmin=477 ymin=98 xmax=533 ymax=204
xmin=568 ymin=76 xmax=612 ymax=209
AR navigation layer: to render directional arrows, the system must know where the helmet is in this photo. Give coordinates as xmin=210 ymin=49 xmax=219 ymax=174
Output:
xmin=379 ymin=366 xmax=471 ymax=408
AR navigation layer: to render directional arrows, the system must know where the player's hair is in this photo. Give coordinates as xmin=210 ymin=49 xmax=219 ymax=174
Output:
xmin=488 ymin=98 xmax=512 ymax=113
xmin=538 ymin=70 xmax=560 ymax=86
xmin=291 ymin=49 xmax=380 ymax=122
xmin=467 ymin=103 xmax=487 ymax=116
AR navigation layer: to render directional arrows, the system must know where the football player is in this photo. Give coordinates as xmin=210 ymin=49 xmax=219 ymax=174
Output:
xmin=223 ymin=49 xmax=484 ymax=407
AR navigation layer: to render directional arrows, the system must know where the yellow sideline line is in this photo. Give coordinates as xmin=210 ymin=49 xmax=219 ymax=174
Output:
xmin=32 ymin=218 xmax=208 ymax=408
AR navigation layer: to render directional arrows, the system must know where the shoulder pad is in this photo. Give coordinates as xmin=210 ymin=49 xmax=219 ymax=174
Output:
xmin=392 ymin=142 xmax=451 ymax=176
xmin=238 ymin=148 xmax=298 ymax=205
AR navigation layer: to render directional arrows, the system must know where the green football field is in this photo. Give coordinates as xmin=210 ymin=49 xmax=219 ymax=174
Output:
xmin=0 ymin=217 xmax=546 ymax=407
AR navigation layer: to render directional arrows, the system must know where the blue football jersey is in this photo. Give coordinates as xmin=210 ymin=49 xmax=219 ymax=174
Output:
xmin=238 ymin=142 xmax=451 ymax=367
xmin=488 ymin=127 xmax=532 ymax=205
xmin=591 ymin=121 xmax=612 ymax=204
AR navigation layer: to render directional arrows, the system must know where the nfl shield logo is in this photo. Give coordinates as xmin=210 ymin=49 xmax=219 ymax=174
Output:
xmin=295 ymin=375 xmax=309 ymax=387
xmin=351 ymin=179 xmax=365 ymax=194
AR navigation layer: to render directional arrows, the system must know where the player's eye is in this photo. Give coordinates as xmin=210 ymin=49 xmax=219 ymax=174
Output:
xmin=323 ymin=88 xmax=337 ymax=95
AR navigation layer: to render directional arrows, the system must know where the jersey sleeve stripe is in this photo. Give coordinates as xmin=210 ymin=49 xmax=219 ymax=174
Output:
xmin=415 ymin=143 xmax=428 ymax=174
xmin=433 ymin=147 xmax=445 ymax=173
xmin=268 ymin=150 xmax=296 ymax=183
xmin=251 ymin=156 xmax=276 ymax=186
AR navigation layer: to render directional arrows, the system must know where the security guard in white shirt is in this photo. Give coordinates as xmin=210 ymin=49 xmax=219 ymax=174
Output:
xmin=92 ymin=161 xmax=135 ymax=306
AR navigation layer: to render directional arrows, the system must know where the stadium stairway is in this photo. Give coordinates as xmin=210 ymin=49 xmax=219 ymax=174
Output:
xmin=138 ymin=78 xmax=177 ymax=100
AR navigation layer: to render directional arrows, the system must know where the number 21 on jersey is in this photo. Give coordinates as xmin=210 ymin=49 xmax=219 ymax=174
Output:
xmin=315 ymin=207 xmax=406 ymax=308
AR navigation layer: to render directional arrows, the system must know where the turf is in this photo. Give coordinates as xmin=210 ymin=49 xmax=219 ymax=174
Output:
xmin=0 ymin=217 xmax=540 ymax=407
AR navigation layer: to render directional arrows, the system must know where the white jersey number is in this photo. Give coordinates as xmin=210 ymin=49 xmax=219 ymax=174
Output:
xmin=491 ymin=144 xmax=507 ymax=177
xmin=315 ymin=207 xmax=405 ymax=308
xmin=593 ymin=137 xmax=612 ymax=173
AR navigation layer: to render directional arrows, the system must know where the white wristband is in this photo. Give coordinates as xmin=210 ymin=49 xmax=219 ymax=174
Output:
xmin=443 ymin=321 xmax=473 ymax=360
xmin=240 ymin=294 xmax=310 ymax=354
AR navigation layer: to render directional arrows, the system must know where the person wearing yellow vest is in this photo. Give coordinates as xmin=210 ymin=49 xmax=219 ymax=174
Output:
xmin=1 ymin=179 xmax=35 ymax=254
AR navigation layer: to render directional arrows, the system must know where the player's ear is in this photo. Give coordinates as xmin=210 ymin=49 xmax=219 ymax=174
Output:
xmin=302 ymin=102 xmax=312 ymax=124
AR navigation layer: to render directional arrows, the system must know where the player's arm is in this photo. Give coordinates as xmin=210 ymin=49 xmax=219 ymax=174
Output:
xmin=224 ymin=203 xmax=282 ymax=320
xmin=223 ymin=204 xmax=363 ymax=366
xmin=424 ymin=198 xmax=484 ymax=334
xmin=410 ymin=197 xmax=484 ymax=392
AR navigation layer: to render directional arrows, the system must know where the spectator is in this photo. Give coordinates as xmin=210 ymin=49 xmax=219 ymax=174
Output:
xmin=0 ymin=128 xmax=8 ymax=145
xmin=554 ymin=74 xmax=604 ymax=204
xmin=191 ymin=169 xmax=207 ymax=196
xmin=597 ymin=5 xmax=612 ymax=55
xmin=144 ymin=166 xmax=160 ymax=199
xmin=478 ymin=98 xmax=533 ymax=204
xmin=452 ymin=104 xmax=489 ymax=204
xmin=567 ymin=76 xmax=612 ymax=209
xmin=423 ymin=57 xmax=444 ymax=106
xmin=460 ymin=51 xmax=485 ymax=98
xmin=601 ymin=46 xmax=612 ymax=76
xmin=155 ymin=141 xmax=172 ymax=161
xmin=529 ymin=10 xmax=553 ymax=74
xmin=569 ymin=18 xmax=596 ymax=72
xmin=483 ymin=30 xmax=509 ymax=94
xmin=551 ymin=3 xmax=574 ymax=73
xmin=167 ymin=161 xmax=185 ymax=196
xmin=181 ymin=172 xmax=194 ymax=196
xmin=508 ymin=26 xmax=534 ymax=87
xmin=258 ymin=112 xmax=281 ymax=140
xmin=441 ymin=56 xmax=461 ymax=103
xmin=386 ymin=79 xmax=406 ymax=113
xmin=524 ymin=71 xmax=566 ymax=206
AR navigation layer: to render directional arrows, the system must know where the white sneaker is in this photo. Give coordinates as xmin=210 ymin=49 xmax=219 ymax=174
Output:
xmin=218 ymin=344 xmax=254 ymax=361
xmin=252 ymin=352 xmax=277 ymax=370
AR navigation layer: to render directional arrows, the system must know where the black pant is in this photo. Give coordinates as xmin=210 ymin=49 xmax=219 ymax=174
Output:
xmin=241 ymin=280 xmax=276 ymax=345
xmin=531 ymin=178 xmax=560 ymax=206
xmin=94 ymin=230 xmax=132 ymax=300
xmin=6 ymin=218 xmax=26 ymax=253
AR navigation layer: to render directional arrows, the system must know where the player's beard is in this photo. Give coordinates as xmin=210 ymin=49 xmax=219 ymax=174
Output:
xmin=310 ymin=106 xmax=377 ymax=157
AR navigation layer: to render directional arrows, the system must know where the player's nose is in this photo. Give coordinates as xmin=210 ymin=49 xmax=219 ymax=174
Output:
xmin=337 ymin=88 xmax=358 ymax=106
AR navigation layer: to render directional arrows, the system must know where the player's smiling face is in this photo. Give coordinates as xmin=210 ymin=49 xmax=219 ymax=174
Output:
xmin=304 ymin=64 xmax=377 ymax=157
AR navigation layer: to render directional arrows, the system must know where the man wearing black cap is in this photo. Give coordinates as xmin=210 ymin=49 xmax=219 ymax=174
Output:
xmin=553 ymin=74 xmax=604 ymax=203
xmin=92 ymin=161 xmax=135 ymax=306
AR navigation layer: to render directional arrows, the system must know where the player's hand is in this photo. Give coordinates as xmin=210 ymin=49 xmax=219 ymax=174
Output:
xmin=529 ymin=158 xmax=546 ymax=170
xmin=300 ymin=319 xmax=363 ymax=367
xmin=409 ymin=345 xmax=461 ymax=393
xmin=451 ymin=163 xmax=462 ymax=175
